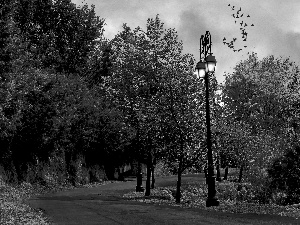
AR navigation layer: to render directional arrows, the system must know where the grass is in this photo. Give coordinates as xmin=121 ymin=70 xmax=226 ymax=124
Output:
xmin=0 ymin=182 xmax=51 ymax=225
xmin=123 ymin=174 xmax=300 ymax=220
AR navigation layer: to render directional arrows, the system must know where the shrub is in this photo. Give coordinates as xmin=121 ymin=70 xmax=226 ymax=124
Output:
xmin=217 ymin=181 xmax=238 ymax=201
xmin=268 ymin=142 xmax=300 ymax=205
xmin=244 ymin=167 xmax=272 ymax=204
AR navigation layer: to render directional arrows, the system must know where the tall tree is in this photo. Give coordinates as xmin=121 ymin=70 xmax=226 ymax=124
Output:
xmin=107 ymin=16 xmax=209 ymax=200
xmin=220 ymin=53 xmax=300 ymax=180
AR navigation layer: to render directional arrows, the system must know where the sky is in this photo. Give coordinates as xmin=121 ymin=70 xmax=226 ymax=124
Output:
xmin=72 ymin=0 xmax=300 ymax=84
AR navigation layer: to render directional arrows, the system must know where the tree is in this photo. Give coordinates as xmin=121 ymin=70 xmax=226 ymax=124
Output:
xmin=13 ymin=0 xmax=105 ymax=75
xmin=107 ymin=16 xmax=209 ymax=200
xmin=220 ymin=53 xmax=300 ymax=181
xmin=147 ymin=25 xmax=211 ymax=203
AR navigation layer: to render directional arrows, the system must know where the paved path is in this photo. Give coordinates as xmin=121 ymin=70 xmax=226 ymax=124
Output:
xmin=28 ymin=175 xmax=299 ymax=225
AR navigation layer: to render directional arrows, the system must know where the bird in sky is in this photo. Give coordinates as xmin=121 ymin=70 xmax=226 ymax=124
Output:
xmin=224 ymin=4 xmax=254 ymax=53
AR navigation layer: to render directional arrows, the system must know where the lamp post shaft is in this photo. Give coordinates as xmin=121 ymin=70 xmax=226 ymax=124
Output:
xmin=204 ymin=72 xmax=219 ymax=207
xmin=199 ymin=31 xmax=219 ymax=207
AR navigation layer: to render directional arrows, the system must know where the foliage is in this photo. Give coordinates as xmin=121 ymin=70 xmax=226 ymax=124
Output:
xmin=106 ymin=15 xmax=211 ymax=201
xmin=12 ymin=0 xmax=105 ymax=75
xmin=0 ymin=0 xmax=111 ymax=185
xmin=0 ymin=0 xmax=12 ymax=76
xmin=107 ymin=15 xmax=208 ymax=169
xmin=268 ymin=141 xmax=300 ymax=205
xmin=219 ymin=53 xmax=300 ymax=179
xmin=0 ymin=66 xmax=129 ymax=183
xmin=222 ymin=53 xmax=300 ymax=137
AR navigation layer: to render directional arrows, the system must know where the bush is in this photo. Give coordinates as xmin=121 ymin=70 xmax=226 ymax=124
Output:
xmin=244 ymin=167 xmax=272 ymax=204
xmin=268 ymin=142 xmax=300 ymax=205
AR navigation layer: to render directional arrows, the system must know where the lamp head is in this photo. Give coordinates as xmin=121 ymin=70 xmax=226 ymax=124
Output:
xmin=205 ymin=54 xmax=217 ymax=72
xmin=195 ymin=61 xmax=206 ymax=78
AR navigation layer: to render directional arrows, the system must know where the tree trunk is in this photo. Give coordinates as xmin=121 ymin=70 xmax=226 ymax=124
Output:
xmin=216 ymin=158 xmax=221 ymax=182
xmin=176 ymin=157 xmax=183 ymax=204
xmin=136 ymin=161 xmax=144 ymax=192
xmin=223 ymin=166 xmax=229 ymax=180
xmin=118 ymin=167 xmax=124 ymax=181
xmin=151 ymin=156 xmax=156 ymax=189
xmin=238 ymin=164 xmax=244 ymax=183
xmin=204 ymin=163 xmax=208 ymax=184
xmin=151 ymin=164 xmax=155 ymax=189
xmin=145 ymin=154 xmax=152 ymax=196
xmin=176 ymin=171 xmax=182 ymax=204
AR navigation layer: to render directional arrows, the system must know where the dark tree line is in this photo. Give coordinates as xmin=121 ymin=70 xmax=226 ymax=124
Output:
xmin=0 ymin=1 xmax=211 ymax=196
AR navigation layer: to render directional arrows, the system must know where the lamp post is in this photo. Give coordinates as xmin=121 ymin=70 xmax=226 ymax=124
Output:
xmin=195 ymin=31 xmax=219 ymax=207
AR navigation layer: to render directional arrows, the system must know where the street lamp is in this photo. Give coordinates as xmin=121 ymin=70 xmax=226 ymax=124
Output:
xmin=195 ymin=31 xmax=219 ymax=207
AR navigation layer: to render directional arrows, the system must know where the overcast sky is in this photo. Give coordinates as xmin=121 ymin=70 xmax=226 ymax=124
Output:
xmin=72 ymin=0 xmax=300 ymax=83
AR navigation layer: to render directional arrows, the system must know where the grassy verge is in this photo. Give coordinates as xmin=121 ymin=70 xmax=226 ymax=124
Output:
xmin=123 ymin=179 xmax=300 ymax=219
xmin=0 ymin=182 xmax=51 ymax=225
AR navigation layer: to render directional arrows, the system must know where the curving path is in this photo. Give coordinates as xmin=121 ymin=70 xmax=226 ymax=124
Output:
xmin=28 ymin=174 xmax=299 ymax=225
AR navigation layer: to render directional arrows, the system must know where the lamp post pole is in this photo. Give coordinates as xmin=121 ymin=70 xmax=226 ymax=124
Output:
xmin=195 ymin=31 xmax=219 ymax=207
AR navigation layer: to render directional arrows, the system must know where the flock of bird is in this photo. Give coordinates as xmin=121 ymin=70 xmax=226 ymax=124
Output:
xmin=223 ymin=4 xmax=254 ymax=53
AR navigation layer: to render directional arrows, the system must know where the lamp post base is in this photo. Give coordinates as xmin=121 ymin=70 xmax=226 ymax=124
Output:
xmin=206 ymin=175 xmax=219 ymax=207
xmin=206 ymin=197 xmax=220 ymax=207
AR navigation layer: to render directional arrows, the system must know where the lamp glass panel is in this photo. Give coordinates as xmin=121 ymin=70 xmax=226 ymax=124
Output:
xmin=199 ymin=69 xmax=206 ymax=78
xmin=207 ymin=62 xmax=215 ymax=72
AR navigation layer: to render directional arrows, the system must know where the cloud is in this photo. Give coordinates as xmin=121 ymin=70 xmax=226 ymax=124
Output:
xmin=71 ymin=0 xmax=300 ymax=83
